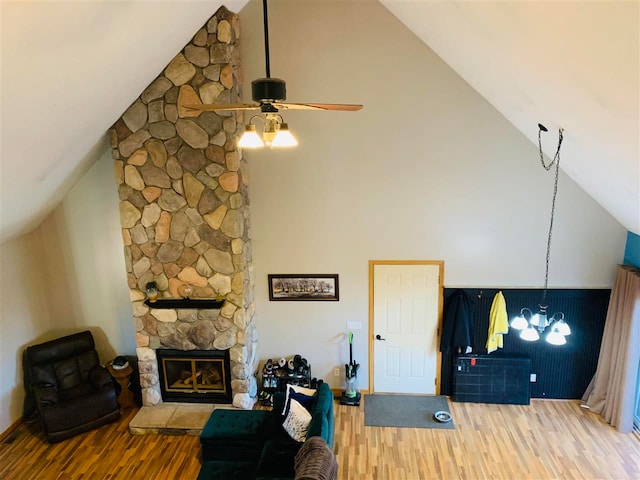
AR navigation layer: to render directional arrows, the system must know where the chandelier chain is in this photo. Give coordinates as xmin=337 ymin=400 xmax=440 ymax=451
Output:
xmin=538 ymin=127 xmax=564 ymax=171
xmin=540 ymin=127 xmax=564 ymax=307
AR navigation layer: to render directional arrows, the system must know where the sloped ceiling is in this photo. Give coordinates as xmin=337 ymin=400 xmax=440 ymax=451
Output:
xmin=0 ymin=0 xmax=248 ymax=242
xmin=380 ymin=0 xmax=639 ymax=234
xmin=0 ymin=0 xmax=637 ymax=243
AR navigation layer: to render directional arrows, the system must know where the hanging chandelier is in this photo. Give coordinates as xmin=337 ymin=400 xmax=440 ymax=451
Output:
xmin=510 ymin=124 xmax=571 ymax=346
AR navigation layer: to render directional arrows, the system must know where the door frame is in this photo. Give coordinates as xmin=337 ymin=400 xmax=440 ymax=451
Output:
xmin=368 ymin=260 xmax=445 ymax=395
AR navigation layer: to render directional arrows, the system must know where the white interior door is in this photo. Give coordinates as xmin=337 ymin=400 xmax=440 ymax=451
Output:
xmin=371 ymin=262 xmax=442 ymax=394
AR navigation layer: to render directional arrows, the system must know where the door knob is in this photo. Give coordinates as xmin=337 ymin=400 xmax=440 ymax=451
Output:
xmin=375 ymin=334 xmax=386 ymax=341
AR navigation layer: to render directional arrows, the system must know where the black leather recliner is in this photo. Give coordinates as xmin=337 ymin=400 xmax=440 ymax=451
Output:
xmin=24 ymin=330 xmax=120 ymax=442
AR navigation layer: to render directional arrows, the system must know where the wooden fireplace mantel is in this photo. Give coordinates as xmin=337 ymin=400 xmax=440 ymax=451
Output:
xmin=143 ymin=299 xmax=225 ymax=309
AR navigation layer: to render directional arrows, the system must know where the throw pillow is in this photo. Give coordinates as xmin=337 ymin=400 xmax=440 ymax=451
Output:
xmin=283 ymin=384 xmax=317 ymax=414
xmin=282 ymin=398 xmax=312 ymax=442
xmin=284 ymin=390 xmax=316 ymax=418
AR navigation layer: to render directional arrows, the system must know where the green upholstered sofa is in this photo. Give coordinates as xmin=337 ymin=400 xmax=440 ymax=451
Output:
xmin=198 ymin=382 xmax=335 ymax=480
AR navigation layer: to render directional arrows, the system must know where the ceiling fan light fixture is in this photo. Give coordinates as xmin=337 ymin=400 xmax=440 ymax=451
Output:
xmin=238 ymin=124 xmax=265 ymax=148
xmin=262 ymin=118 xmax=278 ymax=146
xmin=271 ymin=123 xmax=298 ymax=147
xmin=238 ymin=114 xmax=297 ymax=149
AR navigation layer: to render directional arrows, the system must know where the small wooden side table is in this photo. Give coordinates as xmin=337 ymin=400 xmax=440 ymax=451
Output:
xmin=106 ymin=362 xmax=135 ymax=409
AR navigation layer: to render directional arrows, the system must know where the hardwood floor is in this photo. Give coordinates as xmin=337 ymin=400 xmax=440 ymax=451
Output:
xmin=335 ymin=398 xmax=640 ymax=480
xmin=1 ymin=398 xmax=638 ymax=479
xmin=0 ymin=408 xmax=201 ymax=479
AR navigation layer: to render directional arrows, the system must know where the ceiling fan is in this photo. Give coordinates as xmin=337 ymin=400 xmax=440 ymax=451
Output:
xmin=186 ymin=0 xmax=363 ymax=147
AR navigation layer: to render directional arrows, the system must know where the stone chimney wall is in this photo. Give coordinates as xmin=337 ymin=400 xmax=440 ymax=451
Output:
xmin=109 ymin=7 xmax=257 ymax=409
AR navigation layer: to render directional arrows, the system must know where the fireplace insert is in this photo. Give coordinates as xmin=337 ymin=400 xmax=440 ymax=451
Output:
xmin=156 ymin=349 xmax=232 ymax=403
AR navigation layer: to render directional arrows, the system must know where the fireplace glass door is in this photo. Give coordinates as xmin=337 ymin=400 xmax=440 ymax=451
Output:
xmin=157 ymin=349 xmax=232 ymax=403
xmin=163 ymin=358 xmax=226 ymax=393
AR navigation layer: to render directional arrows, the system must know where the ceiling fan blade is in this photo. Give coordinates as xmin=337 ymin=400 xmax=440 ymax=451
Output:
xmin=184 ymin=103 xmax=260 ymax=112
xmin=272 ymin=102 xmax=363 ymax=111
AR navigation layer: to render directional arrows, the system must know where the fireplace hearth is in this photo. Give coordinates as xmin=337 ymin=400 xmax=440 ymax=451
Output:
xmin=157 ymin=349 xmax=232 ymax=404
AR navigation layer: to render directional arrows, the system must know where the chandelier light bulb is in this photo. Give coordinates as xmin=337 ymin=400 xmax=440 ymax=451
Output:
xmin=546 ymin=325 xmax=567 ymax=346
xmin=530 ymin=313 xmax=541 ymax=328
xmin=556 ymin=319 xmax=571 ymax=336
xmin=510 ymin=314 xmax=528 ymax=330
xmin=520 ymin=326 xmax=540 ymax=342
xmin=530 ymin=305 xmax=549 ymax=330
xmin=510 ymin=310 xmax=529 ymax=330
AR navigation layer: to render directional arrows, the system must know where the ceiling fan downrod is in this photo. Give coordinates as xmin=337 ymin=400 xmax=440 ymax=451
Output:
xmin=185 ymin=0 xmax=361 ymax=114
xmin=253 ymin=0 xmax=286 ymax=104
xmin=263 ymin=0 xmax=271 ymax=78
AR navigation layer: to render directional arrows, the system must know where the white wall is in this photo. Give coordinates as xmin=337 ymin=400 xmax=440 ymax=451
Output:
xmin=38 ymin=144 xmax=135 ymax=362
xmin=239 ymin=0 xmax=627 ymax=390
xmin=0 ymin=144 xmax=134 ymax=433
xmin=0 ymin=231 xmax=52 ymax=432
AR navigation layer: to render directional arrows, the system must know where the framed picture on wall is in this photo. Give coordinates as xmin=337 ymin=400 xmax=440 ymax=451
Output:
xmin=268 ymin=274 xmax=339 ymax=301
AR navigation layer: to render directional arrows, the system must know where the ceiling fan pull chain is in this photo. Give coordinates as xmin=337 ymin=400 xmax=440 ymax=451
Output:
xmin=263 ymin=0 xmax=271 ymax=78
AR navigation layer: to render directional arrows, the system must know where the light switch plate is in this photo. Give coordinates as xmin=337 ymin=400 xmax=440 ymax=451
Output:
xmin=347 ymin=321 xmax=362 ymax=330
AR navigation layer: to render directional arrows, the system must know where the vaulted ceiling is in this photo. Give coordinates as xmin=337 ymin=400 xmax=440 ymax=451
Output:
xmin=1 ymin=0 xmax=638 ymax=242
xmin=379 ymin=0 xmax=639 ymax=235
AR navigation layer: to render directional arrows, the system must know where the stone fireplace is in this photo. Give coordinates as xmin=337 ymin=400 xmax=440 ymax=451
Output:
xmin=109 ymin=6 xmax=258 ymax=409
